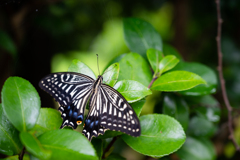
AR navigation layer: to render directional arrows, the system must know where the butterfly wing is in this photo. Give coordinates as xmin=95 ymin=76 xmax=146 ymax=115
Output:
xmin=82 ymin=84 xmax=141 ymax=141
xmin=39 ymin=72 xmax=94 ymax=129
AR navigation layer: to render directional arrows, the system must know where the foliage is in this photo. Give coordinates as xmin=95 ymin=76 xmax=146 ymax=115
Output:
xmin=0 ymin=18 xmax=219 ymax=160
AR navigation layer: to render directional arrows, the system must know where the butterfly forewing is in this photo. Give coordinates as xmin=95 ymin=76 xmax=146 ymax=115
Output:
xmin=39 ymin=72 xmax=141 ymax=141
xmin=39 ymin=72 xmax=94 ymax=129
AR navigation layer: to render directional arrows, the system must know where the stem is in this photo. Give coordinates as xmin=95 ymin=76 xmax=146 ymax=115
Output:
xmin=148 ymin=76 xmax=158 ymax=89
xmin=19 ymin=147 xmax=25 ymax=160
xmin=102 ymin=137 xmax=117 ymax=159
xmin=215 ymin=0 xmax=240 ymax=151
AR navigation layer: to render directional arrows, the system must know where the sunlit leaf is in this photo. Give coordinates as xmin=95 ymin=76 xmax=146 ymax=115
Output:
xmin=0 ymin=104 xmax=23 ymax=155
xmin=114 ymin=80 xmax=152 ymax=103
xmin=159 ymin=55 xmax=179 ymax=74
xmin=103 ymin=63 xmax=119 ymax=87
xmin=38 ymin=130 xmax=98 ymax=160
xmin=147 ymin=48 xmax=164 ymax=73
xmin=1 ymin=77 xmax=40 ymax=132
xmin=20 ymin=132 xmax=51 ymax=160
xmin=29 ymin=108 xmax=62 ymax=137
xmin=173 ymin=62 xmax=217 ymax=95
xmin=68 ymin=59 xmax=96 ymax=79
xmin=122 ymin=114 xmax=186 ymax=158
xmin=151 ymin=71 xmax=206 ymax=91
xmin=118 ymin=52 xmax=152 ymax=87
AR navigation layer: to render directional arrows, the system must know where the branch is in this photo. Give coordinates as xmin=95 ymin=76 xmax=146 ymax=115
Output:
xmin=18 ymin=147 xmax=25 ymax=160
xmin=215 ymin=0 xmax=240 ymax=151
xmin=102 ymin=137 xmax=118 ymax=159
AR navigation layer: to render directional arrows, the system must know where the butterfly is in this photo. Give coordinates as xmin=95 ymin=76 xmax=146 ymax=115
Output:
xmin=39 ymin=68 xmax=141 ymax=141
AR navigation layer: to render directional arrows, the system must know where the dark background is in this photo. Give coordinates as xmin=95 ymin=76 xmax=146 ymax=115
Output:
xmin=0 ymin=0 xmax=240 ymax=159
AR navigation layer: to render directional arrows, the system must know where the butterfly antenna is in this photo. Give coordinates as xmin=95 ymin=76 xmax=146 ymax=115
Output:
xmin=96 ymin=54 xmax=101 ymax=75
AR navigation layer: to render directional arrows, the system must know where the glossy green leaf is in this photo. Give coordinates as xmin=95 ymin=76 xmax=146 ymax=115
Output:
xmin=122 ymin=114 xmax=186 ymax=158
xmin=173 ymin=62 xmax=217 ymax=95
xmin=38 ymin=130 xmax=98 ymax=160
xmin=151 ymin=71 xmax=206 ymax=91
xmin=29 ymin=108 xmax=62 ymax=137
xmin=118 ymin=52 xmax=152 ymax=87
xmin=114 ymin=80 xmax=152 ymax=103
xmin=123 ymin=18 xmax=162 ymax=57
xmin=162 ymin=44 xmax=182 ymax=60
xmin=188 ymin=116 xmax=216 ymax=138
xmin=163 ymin=94 xmax=189 ymax=131
xmin=103 ymin=63 xmax=119 ymax=87
xmin=68 ymin=59 xmax=96 ymax=79
xmin=0 ymin=104 xmax=23 ymax=155
xmin=1 ymin=77 xmax=41 ymax=132
xmin=159 ymin=55 xmax=179 ymax=74
xmin=131 ymin=99 xmax=145 ymax=117
xmin=147 ymin=48 xmax=164 ymax=73
xmin=0 ymin=30 xmax=17 ymax=57
xmin=177 ymin=137 xmax=216 ymax=160
xmin=20 ymin=132 xmax=51 ymax=160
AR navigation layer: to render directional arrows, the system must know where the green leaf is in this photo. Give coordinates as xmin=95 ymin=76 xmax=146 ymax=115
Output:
xmin=38 ymin=130 xmax=98 ymax=160
xmin=163 ymin=94 xmax=189 ymax=131
xmin=103 ymin=63 xmax=119 ymax=87
xmin=114 ymin=80 xmax=152 ymax=103
xmin=20 ymin=132 xmax=51 ymax=160
xmin=1 ymin=155 xmax=30 ymax=160
xmin=68 ymin=59 xmax=96 ymax=79
xmin=1 ymin=77 xmax=41 ymax=132
xmin=173 ymin=62 xmax=218 ymax=95
xmin=91 ymin=139 xmax=103 ymax=160
xmin=159 ymin=55 xmax=179 ymax=74
xmin=188 ymin=116 xmax=216 ymax=138
xmin=123 ymin=18 xmax=162 ymax=57
xmin=118 ymin=52 xmax=152 ymax=87
xmin=0 ymin=104 xmax=23 ymax=155
xmin=147 ymin=48 xmax=164 ymax=73
xmin=105 ymin=153 xmax=126 ymax=160
xmin=151 ymin=71 xmax=206 ymax=91
xmin=177 ymin=137 xmax=216 ymax=160
xmin=0 ymin=30 xmax=17 ymax=57
xmin=162 ymin=44 xmax=182 ymax=60
xmin=122 ymin=114 xmax=186 ymax=158
xmin=29 ymin=108 xmax=62 ymax=137
xmin=131 ymin=99 xmax=145 ymax=117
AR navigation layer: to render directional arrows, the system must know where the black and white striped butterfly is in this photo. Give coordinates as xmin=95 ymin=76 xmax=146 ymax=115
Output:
xmin=39 ymin=70 xmax=141 ymax=141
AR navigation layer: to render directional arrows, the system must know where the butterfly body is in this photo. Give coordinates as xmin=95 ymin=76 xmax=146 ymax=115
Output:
xmin=39 ymin=72 xmax=140 ymax=141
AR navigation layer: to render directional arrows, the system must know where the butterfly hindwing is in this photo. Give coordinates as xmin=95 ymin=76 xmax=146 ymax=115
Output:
xmin=39 ymin=72 xmax=94 ymax=129
xmin=100 ymin=84 xmax=141 ymax=136
xmin=82 ymin=83 xmax=141 ymax=141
